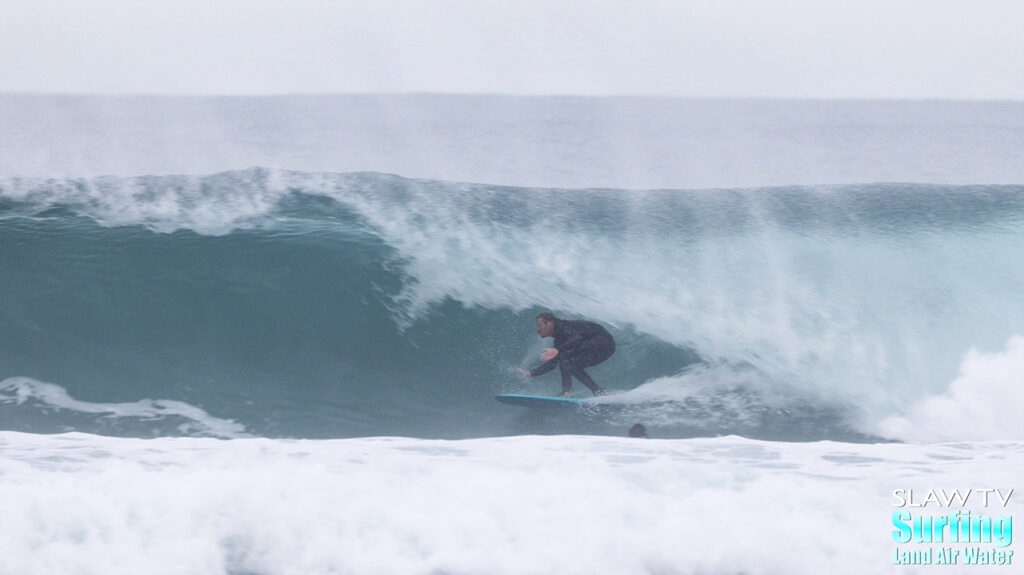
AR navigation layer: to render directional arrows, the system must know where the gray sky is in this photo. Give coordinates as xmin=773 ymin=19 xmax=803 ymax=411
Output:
xmin=1 ymin=0 xmax=1022 ymax=99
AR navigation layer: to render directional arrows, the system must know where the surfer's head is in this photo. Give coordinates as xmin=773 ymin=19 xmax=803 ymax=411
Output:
xmin=535 ymin=312 xmax=557 ymax=338
xmin=629 ymin=424 xmax=649 ymax=438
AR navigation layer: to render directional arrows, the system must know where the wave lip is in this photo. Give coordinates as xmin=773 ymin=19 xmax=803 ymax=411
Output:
xmin=0 ymin=168 xmax=290 ymax=235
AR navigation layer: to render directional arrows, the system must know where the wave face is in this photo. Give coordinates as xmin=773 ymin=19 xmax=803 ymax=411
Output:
xmin=3 ymin=169 xmax=1022 ymax=441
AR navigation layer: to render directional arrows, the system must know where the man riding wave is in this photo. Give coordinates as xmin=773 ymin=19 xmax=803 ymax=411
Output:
xmin=516 ymin=312 xmax=615 ymax=397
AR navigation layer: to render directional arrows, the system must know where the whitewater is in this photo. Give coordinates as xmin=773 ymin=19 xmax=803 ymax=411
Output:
xmin=1 ymin=95 xmax=1023 ymax=574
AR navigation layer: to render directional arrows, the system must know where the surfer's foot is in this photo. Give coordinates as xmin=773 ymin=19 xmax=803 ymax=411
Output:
xmin=592 ymin=387 xmax=606 ymax=396
xmin=556 ymin=390 xmax=573 ymax=398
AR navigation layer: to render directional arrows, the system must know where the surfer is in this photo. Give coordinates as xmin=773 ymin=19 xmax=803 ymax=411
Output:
xmin=516 ymin=312 xmax=614 ymax=397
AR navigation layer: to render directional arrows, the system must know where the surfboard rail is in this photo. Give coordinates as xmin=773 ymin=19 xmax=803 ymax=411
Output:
xmin=495 ymin=393 xmax=586 ymax=408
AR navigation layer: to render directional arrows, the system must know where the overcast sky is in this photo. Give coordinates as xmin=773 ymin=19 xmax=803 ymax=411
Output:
xmin=1 ymin=0 xmax=1022 ymax=99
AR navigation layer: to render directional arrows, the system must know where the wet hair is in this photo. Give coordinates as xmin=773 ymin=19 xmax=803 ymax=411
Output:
xmin=536 ymin=312 xmax=559 ymax=323
xmin=628 ymin=423 xmax=649 ymax=438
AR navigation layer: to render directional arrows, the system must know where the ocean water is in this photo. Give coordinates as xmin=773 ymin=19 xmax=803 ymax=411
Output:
xmin=1 ymin=95 xmax=1023 ymax=574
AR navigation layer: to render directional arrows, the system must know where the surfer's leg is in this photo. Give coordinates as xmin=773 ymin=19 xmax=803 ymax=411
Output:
xmin=568 ymin=337 xmax=613 ymax=396
xmin=560 ymin=357 xmax=605 ymax=396
xmin=557 ymin=362 xmax=574 ymax=396
xmin=585 ymin=336 xmax=616 ymax=367
xmin=573 ymin=368 xmax=605 ymax=396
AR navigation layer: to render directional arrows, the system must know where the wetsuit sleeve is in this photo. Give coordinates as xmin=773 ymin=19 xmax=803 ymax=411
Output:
xmin=529 ymin=358 xmax=558 ymax=377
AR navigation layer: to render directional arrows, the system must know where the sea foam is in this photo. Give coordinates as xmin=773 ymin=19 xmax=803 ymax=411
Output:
xmin=1 ymin=431 xmax=1021 ymax=575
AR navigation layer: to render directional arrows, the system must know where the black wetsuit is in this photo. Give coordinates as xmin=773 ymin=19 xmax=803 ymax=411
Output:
xmin=529 ymin=319 xmax=616 ymax=395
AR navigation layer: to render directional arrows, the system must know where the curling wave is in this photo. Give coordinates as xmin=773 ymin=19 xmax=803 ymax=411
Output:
xmin=1 ymin=169 xmax=1023 ymax=441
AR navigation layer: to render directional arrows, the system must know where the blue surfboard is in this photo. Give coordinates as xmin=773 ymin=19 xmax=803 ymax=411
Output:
xmin=495 ymin=393 xmax=586 ymax=408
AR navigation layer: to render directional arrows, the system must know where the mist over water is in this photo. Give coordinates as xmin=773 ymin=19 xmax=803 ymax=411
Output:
xmin=3 ymin=95 xmax=1024 ymax=188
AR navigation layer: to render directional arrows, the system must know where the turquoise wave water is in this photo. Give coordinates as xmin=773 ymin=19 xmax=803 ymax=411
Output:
xmin=2 ymin=170 xmax=1023 ymax=440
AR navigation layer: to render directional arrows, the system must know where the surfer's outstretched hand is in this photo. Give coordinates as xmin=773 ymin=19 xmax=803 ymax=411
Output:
xmin=515 ymin=368 xmax=531 ymax=377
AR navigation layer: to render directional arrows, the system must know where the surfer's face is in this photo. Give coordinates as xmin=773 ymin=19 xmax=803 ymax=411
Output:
xmin=536 ymin=318 xmax=554 ymax=338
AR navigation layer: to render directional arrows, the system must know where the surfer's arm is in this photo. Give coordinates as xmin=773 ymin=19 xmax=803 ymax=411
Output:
xmin=527 ymin=358 xmax=558 ymax=377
